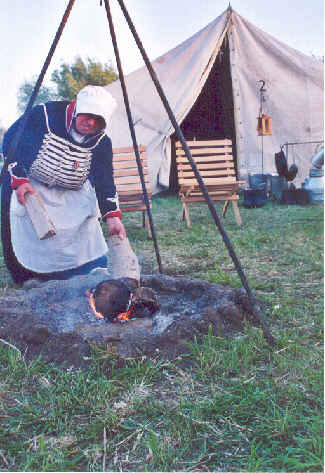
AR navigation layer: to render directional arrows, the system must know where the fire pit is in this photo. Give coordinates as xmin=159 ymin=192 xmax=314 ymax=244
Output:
xmin=0 ymin=271 xmax=253 ymax=368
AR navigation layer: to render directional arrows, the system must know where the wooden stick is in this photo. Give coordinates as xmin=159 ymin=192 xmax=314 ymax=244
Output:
xmin=24 ymin=192 xmax=56 ymax=240
xmin=102 ymin=427 xmax=107 ymax=472
xmin=108 ymin=235 xmax=140 ymax=282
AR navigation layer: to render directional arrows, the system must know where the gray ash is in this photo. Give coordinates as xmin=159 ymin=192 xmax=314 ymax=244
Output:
xmin=0 ymin=272 xmax=253 ymax=367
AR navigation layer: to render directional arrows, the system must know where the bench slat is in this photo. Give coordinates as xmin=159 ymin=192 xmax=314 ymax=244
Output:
xmin=113 ymin=153 xmax=146 ymax=162
xmin=179 ymin=176 xmax=238 ymax=186
xmin=179 ymin=170 xmax=236 ymax=179
xmin=113 ymin=160 xmax=147 ymax=170
xmin=115 ymin=173 xmax=149 ymax=181
xmin=114 ymin=168 xmax=149 ymax=178
xmin=176 ymin=147 xmax=232 ymax=156
xmin=176 ymin=155 xmax=234 ymax=163
xmin=113 ymin=145 xmax=146 ymax=153
xmin=112 ymin=145 xmax=152 ymax=233
xmin=117 ymin=184 xmax=149 ymax=193
xmin=175 ymin=139 xmax=243 ymax=226
xmin=181 ymin=195 xmax=239 ymax=202
xmin=177 ymin=162 xmax=235 ymax=171
xmin=176 ymin=139 xmax=232 ymax=147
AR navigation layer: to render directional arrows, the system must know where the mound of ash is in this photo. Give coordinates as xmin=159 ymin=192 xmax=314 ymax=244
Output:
xmin=0 ymin=273 xmax=254 ymax=368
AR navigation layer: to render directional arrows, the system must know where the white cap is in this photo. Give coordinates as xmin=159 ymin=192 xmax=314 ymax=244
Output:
xmin=75 ymin=85 xmax=117 ymax=131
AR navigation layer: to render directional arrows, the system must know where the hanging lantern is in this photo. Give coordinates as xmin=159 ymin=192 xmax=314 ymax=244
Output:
xmin=257 ymin=114 xmax=272 ymax=136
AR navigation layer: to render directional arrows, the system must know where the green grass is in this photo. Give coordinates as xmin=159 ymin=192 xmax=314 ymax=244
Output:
xmin=0 ymin=196 xmax=323 ymax=471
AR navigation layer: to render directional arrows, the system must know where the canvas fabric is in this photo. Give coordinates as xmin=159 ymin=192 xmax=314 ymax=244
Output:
xmin=229 ymin=13 xmax=324 ymax=185
xmin=104 ymin=9 xmax=323 ymax=192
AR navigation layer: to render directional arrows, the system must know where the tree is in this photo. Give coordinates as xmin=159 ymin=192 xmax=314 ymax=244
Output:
xmin=0 ymin=122 xmax=7 ymax=152
xmin=16 ymin=57 xmax=118 ymax=114
xmin=17 ymin=78 xmax=59 ymax=114
xmin=0 ymin=124 xmax=6 ymax=141
xmin=51 ymin=56 xmax=118 ymax=100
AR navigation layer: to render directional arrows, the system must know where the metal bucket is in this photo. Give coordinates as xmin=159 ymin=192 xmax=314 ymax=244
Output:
xmin=267 ymin=174 xmax=288 ymax=201
xmin=248 ymin=173 xmax=267 ymax=190
xmin=304 ymin=176 xmax=324 ymax=202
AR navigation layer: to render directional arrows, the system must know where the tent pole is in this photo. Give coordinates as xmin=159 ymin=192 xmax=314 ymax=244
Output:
xmin=115 ymin=0 xmax=275 ymax=345
xmin=0 ymin=0 xmax=76 ymax=187
xmin=103 ymin=0 xmax=163 ymax=274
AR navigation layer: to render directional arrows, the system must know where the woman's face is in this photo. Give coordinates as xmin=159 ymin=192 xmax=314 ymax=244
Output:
xmin=75 ymin=113 xmax=105 ymax=135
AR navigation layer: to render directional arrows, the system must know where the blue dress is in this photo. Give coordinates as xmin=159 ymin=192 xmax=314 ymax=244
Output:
xmin=1 ymin=101 xmax=121 ymax=283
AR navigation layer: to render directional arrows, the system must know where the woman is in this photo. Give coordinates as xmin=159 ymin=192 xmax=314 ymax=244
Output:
xmin=1 ymin=85 xmax=126 ymax=284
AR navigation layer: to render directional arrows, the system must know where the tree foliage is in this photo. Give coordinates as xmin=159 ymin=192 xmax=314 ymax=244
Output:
xmin=16 ymin=57 xmax=118 ymax=113
xmin=0 ymin=122 xmax=6 ymax=151
xmin=17 ymin=79 xmax=59 ymax=114
xmin=0 ymin=123 xmax=6 ymax=140
xmin=51 ymin=56 xmax=118 ymax=100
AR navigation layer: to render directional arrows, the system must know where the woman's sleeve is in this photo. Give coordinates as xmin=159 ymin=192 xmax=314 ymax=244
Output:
xmin=91 ymin=138 xmax=122 ymax=219
xmin=3 ymin=105 xmax=44 ymax=188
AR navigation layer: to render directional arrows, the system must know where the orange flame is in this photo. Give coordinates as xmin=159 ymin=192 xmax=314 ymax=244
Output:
xmin=87 ymin=289 xmax=136 ymax=322
xmin=87 ymin=291 xmax=104 ymax=319
xmin=114 ymin=305 xmax=134 ymax=322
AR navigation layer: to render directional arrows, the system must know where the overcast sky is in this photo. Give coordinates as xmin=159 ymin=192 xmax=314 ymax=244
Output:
xmin=0 ymin=0 xmax=323 ymax=128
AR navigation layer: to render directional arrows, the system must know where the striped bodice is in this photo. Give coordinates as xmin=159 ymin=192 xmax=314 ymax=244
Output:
xmin=29 ymin=104 xmax=105 ymax=189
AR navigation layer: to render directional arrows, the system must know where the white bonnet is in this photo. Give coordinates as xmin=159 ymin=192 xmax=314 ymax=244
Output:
xmin=75 ymin=85 xmax=117 ymax=130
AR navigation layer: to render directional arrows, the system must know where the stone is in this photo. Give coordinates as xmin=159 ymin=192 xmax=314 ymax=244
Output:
xmin=23 ymin=324 xmax=50 ymax=345
xmin=217 ymin=301 xmax=244 ymax=328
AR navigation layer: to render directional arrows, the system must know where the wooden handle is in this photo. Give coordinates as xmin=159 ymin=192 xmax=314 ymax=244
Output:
xmin=24 ymin=192 xmax=57 ymax=240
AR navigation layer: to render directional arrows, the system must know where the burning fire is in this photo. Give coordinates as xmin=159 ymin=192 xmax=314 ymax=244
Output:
xmin=114 ymin=305 xmax=135 ymax=322
xmin=87 ymin=289 xmax=135 ymax=322
xmin=88 ymin=292 xmax=104 ymax=319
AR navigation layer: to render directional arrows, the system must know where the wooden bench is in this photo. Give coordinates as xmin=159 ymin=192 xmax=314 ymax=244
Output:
xmin=112 ymin=145 xmax=152 ymax=236
xmin=175 ymin=139 xmax=245 ymax=227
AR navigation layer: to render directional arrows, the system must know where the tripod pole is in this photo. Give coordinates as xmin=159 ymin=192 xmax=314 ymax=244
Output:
xmin=115 ymin=0 xmax=275 ymax=345
xmin=0 ymin=0 xmax=76 ymax=187
xmin=104 ymin=0 xmax=163 ymax=273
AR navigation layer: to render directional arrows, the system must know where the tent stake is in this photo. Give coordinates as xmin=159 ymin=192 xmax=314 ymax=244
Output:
xmin=103 ymin=0 xmax=163 ymax=274
xmin=115 ymin=0 xmax=275 ymax=345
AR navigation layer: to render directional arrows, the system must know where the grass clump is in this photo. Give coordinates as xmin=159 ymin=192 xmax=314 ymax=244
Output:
xmin=0 ymin=195 xmax=323 ymax=471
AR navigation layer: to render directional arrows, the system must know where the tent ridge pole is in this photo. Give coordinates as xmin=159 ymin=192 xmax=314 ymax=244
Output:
xmin=115 ymin=0 xmax=275 ymax=345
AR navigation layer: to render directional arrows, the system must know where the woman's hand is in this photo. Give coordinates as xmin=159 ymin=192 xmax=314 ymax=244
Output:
xmin=105 ymin=216 xmax=127 ymax=239
xmin=16 ymin=183 xmax=38 ymax=205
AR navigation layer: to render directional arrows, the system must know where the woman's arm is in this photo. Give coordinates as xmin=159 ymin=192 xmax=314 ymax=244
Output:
xmin=91 ymin=137 xmax=122 ymax=220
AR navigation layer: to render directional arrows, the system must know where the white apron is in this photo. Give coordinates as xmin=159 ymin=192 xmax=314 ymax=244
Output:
xmin=10 ymin=178 xmax=108 ymax=273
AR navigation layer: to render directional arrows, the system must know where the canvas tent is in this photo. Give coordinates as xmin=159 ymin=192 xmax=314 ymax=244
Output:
xmin=105 ymin=7 xmax=324 ymax=194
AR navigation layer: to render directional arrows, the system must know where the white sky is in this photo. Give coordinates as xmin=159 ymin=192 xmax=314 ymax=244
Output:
xmin=0 ymin=0 xmax=323 ymax=128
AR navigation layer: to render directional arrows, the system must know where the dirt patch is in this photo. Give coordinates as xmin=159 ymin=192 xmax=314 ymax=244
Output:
xmin=0 ymin=273 xmax=255 ymax=368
